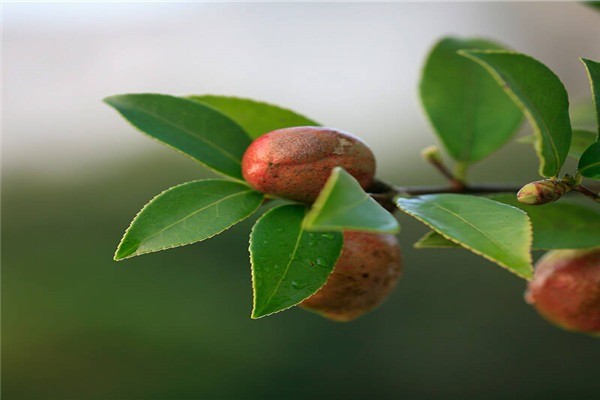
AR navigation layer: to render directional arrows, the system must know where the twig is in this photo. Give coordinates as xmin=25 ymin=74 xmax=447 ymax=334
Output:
xmin=572 ymin=185 xmax=600 ymax=202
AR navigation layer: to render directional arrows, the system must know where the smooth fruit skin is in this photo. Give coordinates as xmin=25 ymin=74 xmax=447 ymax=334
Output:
xmin=241 ymin=126 xmax=376 ymax=203
xmin=525 ymin=249 xmax=600 ymax=335
xmin=300 ymin=232 xmax=402 ymax=322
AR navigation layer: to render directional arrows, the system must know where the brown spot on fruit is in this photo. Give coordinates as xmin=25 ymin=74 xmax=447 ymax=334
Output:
xmin=241 ymin=126 xmax=376 ymax=203
xmin=300 ymin=232 xmax=402 ymax=322
xmin=525 ymin=248 xmax=600 ymax=335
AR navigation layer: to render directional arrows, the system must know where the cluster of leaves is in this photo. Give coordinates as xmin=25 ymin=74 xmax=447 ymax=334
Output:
xmin=105 ymin=36 xmax=600 ymax=319
xmin=411 ymin=38 xmax=600 ymax=276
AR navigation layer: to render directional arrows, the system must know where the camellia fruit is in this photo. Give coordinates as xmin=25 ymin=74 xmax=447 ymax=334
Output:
xmin=300 ymin=231 xmax=402 ymax=321
xmin=525 ymin=248 xmax=600 ymax=335
xmin=241 ymin=126 xmax=376 ymax=203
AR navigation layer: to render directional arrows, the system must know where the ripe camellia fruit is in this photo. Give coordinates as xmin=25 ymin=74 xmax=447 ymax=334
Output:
xmin=525 ymin=248 xmax=600 ymax=335
xmin=300 ymin=231 xmax=403 ymax=321
xmin=241 ymin=126 xmax=376 ymax=203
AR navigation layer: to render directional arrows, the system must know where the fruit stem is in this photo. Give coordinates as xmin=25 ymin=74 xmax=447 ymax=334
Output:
xmin=421 ymin=146 xmax=466 ymax=189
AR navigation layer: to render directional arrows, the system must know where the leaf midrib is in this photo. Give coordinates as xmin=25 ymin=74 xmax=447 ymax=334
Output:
xmin=121 ymin=101 xmax=243 ymax=165
xmin=428 ymin=202 xmax=520 ymax=263
xmin=259 ymin=222 xmax=305 ymax=313
xmin=140 ymin=189 xmax=253 ymax=243
xmin=580 ymin=160 xmax=600 ymax=174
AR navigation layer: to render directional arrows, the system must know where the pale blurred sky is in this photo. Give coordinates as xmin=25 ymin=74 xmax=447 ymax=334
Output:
xmin=3 ymin=2 xmax=600 ymax=176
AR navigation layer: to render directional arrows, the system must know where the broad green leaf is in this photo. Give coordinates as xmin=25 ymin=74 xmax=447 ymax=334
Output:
xmin=250 ymin=204 xmax=343 ymax=319
xmin=578 ymin=140 xmax=600 ymax=179
xmin=396 ymin=194 xmax=533 ymax=279
xmin=188 ymin=95 xmax=319 ymax=139
xmin=518 ymin=129 xmax=596 ymax=160
xmin=581 ymin=58 xmax=600 ymax=137
xmin=304 ymin=167 xmax=399 ymax=234
xmin=460 ymin=51 xmax=572 ymax=178
xmin=104 ymin=94 xmax=251 ymax=179
xmin=115 ymin=180 xmax=263 ymax=260
xmin=491 ymin=194 xmax=600 ymax=250
xmin=419 ymin=37 xmax=522 ymax=163
xmin=414 ymin=231 xmax=459 ymax=249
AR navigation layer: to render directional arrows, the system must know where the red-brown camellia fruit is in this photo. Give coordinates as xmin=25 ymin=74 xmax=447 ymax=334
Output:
xmin=241 ymin=126 xmax=376 ymax=203
xmin=525 ymin=248 xmax=600 ymax=335
xmin=300 ymin=232 xmax=402 ymax=321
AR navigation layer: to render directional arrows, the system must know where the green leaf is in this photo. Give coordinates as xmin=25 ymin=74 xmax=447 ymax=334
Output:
xmin=414 ymin=231 xmax=459 ymax=249
xmin=460 ymin=50 xmax=572 ymax=178
xmin=578 ymin=140 xmax=600 ymax=179
xmin=115 ymin=180 xmax=263 ymax=260
xmin=304 ymin=167 xmax=399 ymax=234
xmin=396 ymin=194 xmax=533 ymax=279
xmin=518 ymin=129 xmax=596 ymax=160
xmin=250 ymin=204 xmax=343 ymax=318
xmin=419 ymin=37 xmax=522 ymax=163
xmin=104 ymin=94 xmax=251 ymax=180
xmin=416 ymin=196 xmax=600 ymax=251
xmin=581 ymin=58 xmax=600 ymax=137
xmin=188 ymin=95 xmax=319 ymax=139
xmin=490 ymin=194 xmax=600 ymax=250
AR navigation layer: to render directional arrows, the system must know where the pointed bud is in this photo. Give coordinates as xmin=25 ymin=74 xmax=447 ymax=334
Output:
xmin=517 ymin=179 xmax=570 ymax=205
xmin=421 ymin=145 xmax=442 ymax=164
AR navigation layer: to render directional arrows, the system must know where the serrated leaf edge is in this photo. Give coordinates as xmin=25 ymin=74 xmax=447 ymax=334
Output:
xmin=114 ymin=179 xmax=263 ymax=261
xmin=104 ymin=94 xmax=249 ymax=181
xmin=249 ymin=205 xmax=343 ymax=319
xmin=414 ymin=231 xmax=460 ymax=249
xmin=303 ymin=167 xmax=400 ymax=234
xmin=187 ymin=94 xmax=321 ymax=136
xmin=459 ymin=50 xmax=570 ymax=178
xmin=396 ymin=196 xmax=534 ymax=280
xmin=418 ymin=37 xmax=521 ymax=164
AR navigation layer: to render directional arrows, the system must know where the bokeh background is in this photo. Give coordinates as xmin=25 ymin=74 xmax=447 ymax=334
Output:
xmin=3 ymin=2 xmax=600 ymax=399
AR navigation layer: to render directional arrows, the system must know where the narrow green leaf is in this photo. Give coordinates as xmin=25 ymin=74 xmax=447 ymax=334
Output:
xmin=491 ymin=194 xmax=600 ymax=250
xmin=414 ymin=231 xmax=459 ymax=249
xmin=518 ymin=129 xmax=596 ymax=160
xmin=304 ymin=167 xmax=399 ymax=234
xmin=115 ymin=180 xmax=263 ymax=260
xmin=419 ymin=37 xmax=522 ymax=163
xmin=250 ymin=204 xmax=343 ymax=318
xmin=578 ymin=140 xmax=600 ymax=179
xmin=188 ymin=95 xmax=319 ymax=139
xmin=396 ymin=194 xmax=533 ymax=279
xmin=581 ymin=58 xmax=600 ymax=137
xmin=460 ymin=50 xmax=572 ymax=178
xmin=104 ymin=94 xmax=251 ymax=179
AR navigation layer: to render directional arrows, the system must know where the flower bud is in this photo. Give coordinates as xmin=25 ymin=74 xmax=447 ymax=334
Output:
xmin=517 ymin=179 xmax=570 ymax=205
xmin=421 ymin=145 xmax=442 ymax=164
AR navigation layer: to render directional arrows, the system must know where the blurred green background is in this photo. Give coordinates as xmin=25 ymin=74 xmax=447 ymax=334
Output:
xmin=3 ymin=2 xmax=600 ymax=399
xmin=4 ymin=144 xmax=600 ymax=399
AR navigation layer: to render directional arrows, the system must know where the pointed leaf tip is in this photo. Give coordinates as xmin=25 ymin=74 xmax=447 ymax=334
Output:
xmin=115 ymin=180 xmax=263 ymax=260
xmin=104 ymin=93 xmax=251 ymax=179
xmin=304 ymin=167 xmax=399 ymax=234
xmin=250 ymin=204 xmax=343 ymax=318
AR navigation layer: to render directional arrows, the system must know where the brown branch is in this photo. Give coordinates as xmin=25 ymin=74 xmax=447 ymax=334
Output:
xmin=368 ymin=180 xmax=522 ymax=211
xmin=369 ymin=179 xmax=600 ymax=211
xmin=572 ymin=185 xmax=600 ymax=202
